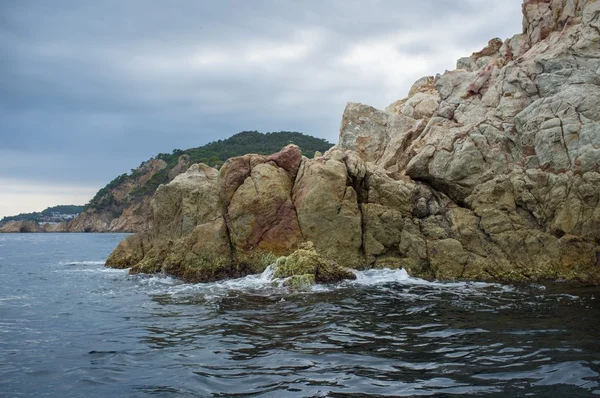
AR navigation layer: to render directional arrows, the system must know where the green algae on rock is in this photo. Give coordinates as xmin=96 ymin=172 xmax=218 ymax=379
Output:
xmin=273 ymin=242 xmax=356 ymax=284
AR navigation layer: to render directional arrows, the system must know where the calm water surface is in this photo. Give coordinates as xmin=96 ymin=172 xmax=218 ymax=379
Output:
xmin=0 ymin=233 xmax=599 ymax=397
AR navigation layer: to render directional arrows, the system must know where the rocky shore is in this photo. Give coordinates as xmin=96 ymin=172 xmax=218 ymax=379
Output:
xmin=107 ymin=0 xmax=600 ymax=285
xmin=0 ymin=221 xmax=69 ymax=233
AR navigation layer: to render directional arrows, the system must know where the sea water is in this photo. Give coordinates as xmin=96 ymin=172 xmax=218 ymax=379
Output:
xmin=0 ymin=233 xmax=599 ymax=397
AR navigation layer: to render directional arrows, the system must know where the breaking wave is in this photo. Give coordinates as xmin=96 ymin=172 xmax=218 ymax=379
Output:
xmin=58 ymin=260 xmax=107 ymax=266
xmin=127 ymin=264 xmax=519 ymax=301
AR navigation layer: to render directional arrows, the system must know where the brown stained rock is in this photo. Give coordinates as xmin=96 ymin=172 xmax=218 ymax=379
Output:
xmin=522 ymin=0 xmax=585 ymax=45
xmin=227 ymin=162 xmax=302 ymax=255
xmin=266 ymin=144 xmax=303 ymax=179
xmin=256 ymin=199 xmax=303 ymax=254
xmin=219 ymin=155 xmax=254 ymax=208
xmin=472 ymin=38 xmax=504 ymax=59
xmin=464 ymin=64 xmax=496 ymax=97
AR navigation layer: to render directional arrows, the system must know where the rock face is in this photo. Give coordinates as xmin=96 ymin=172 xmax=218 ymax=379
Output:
xmin=41 ymin=222 xmax=69 ymax=232
xmin=0 ymin=221 xmax=43 ymax=233
xmin=0 ymin=220 xmax=71 ymax=233
xmin=107 ymin=0 xmax=600 ymax=284
xmin=69 ymin=158 xmax=171 ymax=232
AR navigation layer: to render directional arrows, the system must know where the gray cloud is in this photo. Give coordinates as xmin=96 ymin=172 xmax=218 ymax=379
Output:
xmin=1 ymin=0 xmax=523 ymax=193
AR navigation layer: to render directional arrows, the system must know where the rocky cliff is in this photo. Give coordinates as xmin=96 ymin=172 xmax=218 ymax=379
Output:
xmin=68 ymin=158 xmax=172 ymax=232
xmin=0 ymin=221 xmax=69 ymax=233
xmin=107 ymin=0 xmax=600 ymax=284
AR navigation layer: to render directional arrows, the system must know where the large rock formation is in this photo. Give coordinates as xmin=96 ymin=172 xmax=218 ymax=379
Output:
xmin=69 ymin=131 xmax=333 ymax=233
xmin=107 ymin=0 xmax=600 ymax=284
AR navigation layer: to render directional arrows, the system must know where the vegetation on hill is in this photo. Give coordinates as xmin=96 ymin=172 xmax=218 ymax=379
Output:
xmin=86 ymin=131 xmax=333 ymax=213
xmin=1 ymin=205 xmax=85 ymax=224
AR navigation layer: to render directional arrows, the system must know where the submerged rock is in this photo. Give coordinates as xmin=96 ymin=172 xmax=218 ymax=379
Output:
xmin=107 ymin=0 xmax=600 ymax=285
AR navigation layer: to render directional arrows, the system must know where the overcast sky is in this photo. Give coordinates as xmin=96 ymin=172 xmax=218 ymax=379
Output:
xmin=0 ymin=0 xmax=523 ymax=218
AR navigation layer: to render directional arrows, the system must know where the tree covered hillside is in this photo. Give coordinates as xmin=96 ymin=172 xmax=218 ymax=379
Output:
xmin=86 ymin=131 xmax=333 ymax=212
xmin=1 ymin=205 xmax=84 ymax=224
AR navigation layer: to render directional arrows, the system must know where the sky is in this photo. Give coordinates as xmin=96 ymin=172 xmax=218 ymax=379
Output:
xmin=0 ymin=0 xmax=523 ymax=218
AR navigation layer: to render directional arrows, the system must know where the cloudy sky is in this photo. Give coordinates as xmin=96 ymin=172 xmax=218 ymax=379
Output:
xmin=0 ymin=0 xmax=523 ymax=218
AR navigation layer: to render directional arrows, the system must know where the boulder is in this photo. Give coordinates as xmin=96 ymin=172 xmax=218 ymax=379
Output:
xmin=273 ymin=242 xmax=356 ymax=287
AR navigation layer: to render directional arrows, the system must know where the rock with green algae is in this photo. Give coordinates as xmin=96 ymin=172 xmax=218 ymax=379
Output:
xmin=273 ymin=242 xmax=356 ymax=286
xmin=105 ymin=232 xmax=153 ymax=269
xmin=284 ymin=274 xmax=316 ymax=290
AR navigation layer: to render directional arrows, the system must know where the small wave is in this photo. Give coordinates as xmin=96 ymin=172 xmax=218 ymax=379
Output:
xmin=56 ymin=268 xmax=128 ymax=274
xmin=134 ymin=266 xmax=518 ymax=300
xmin=0 ymin=295 xmax=30 ymax=302
xmin=348 ymin=268 xmax=505 ymax=291
xmin=146 ymin=266 xmax=279 ymax=297
xmin=58 ymin=260 xmax=106 ymax=266
xmin=132 ymin=274 xmax=180 ymax=288
xmin=473 ymin=360 xmax=599 ymax=390
xmin=350 ymin=268 xmax=413 ymax=285
xmin=421 ymin=328 xmax=488 ymax=338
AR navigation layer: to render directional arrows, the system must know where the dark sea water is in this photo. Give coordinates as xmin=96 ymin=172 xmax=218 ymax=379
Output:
xmin=1 ymin=234 xmax=599 ymax=397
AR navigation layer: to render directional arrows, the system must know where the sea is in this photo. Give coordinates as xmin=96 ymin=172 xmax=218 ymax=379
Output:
xmin=0 ymin=233 xmax=599 ymax=397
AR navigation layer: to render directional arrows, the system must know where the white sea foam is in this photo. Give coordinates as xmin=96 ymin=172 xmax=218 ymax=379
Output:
xmin=350 ymin=268 xmax=413 ymax=285
xmin=59 ymin=267 xmax=128 ymax=274
xmin=137 ymin=266 xmax=510 ymax=299
xmin=110 ymin=263 xmax=518 ymax=300
xmin=348 ymin=268 xmax=503 ymax=292
xmin=149 ymin=265 xmax=279 ymax=297
xmin=58 ymin=260 xmax=106 ymax=266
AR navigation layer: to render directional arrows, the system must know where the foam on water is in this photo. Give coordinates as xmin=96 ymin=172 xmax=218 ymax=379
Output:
xmin=58 ymin=260 xmax=107 ymax=266
xmin=350 ymin=268 xmax=414 ymax=285
xmin=53 ymin=258 xmax=556 ymax=305
xmin=348 ymin=268 xmax=511 ymax=294
xmin=54 ymin=255 xmax=515 ymax=298
xmin=64 ymin=268 xmax=129 ymax=274
xmin=128 ymin=265 xmax=519 ymax=301
xmin=139 ymin=265 xmax=280 ymax=298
